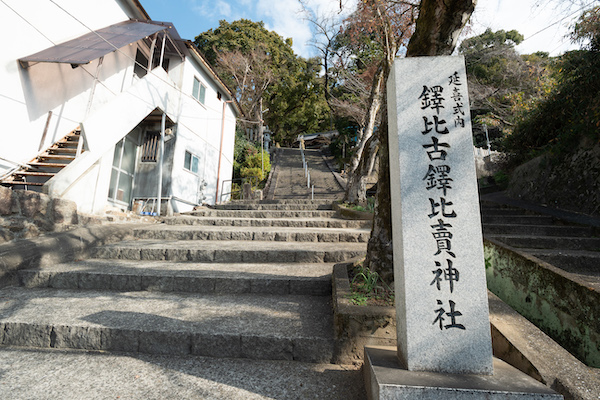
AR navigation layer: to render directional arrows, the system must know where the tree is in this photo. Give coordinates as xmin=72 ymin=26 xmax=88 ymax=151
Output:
xmin=338 ymin=1 xmax=418 ymax=206
xmin=195 ymin=20 xmax=330 ymax=145
xmin=459 ymin=29 xmax=549 ymax=150
xmin=503 ymin=5 xmax=600 ymax=162
xmin=365 ymin=0 xmax=477 ymax=283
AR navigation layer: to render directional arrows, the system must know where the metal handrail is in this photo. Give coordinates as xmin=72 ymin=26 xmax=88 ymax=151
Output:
xmin=299 ymin=142 xmax=315 ymax=199
xmin=219 ymin=176 xmax=260 ymax=204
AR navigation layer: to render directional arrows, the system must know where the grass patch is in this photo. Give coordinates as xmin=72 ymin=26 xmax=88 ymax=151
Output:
xmin=347 ymin=260 xmax=394 ymax=306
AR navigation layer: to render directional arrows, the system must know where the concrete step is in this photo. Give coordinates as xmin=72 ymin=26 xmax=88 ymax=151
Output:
xmin=17 ymin=260 xmax=333 ymax=296
xmin=482 ymin=215 xmax=554 ymax=225
xmin=0 ymin=347 xmax=364 ymax=400
xmin=487 ymin=235 xmax=600 ymax=251
xmin=165 ymin=215 xmax=372 ymax=229
xmin=483 ymin=224 xmax=594 ymax=237
xmin=184 ymin=210 xmax=337 ymax=219
xmin=90 ymin=240 xmax=368 ymax=263
xmin=227 ymin=199 xmax=334 ymax=205
xmin=480 ymin=207 xmax=535 ymax=216
xmin=525 ymin=249 xmax=600 ymax=275
xmin=0 ymin=287 xmax=333 ymax=363
xmin=133 ymin=225 xmax=370 ymax=243
xmin=212 ymin=203 xmax=334 ymax=211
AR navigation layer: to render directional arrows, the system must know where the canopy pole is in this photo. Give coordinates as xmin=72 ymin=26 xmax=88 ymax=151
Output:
xmin=157 ymin=112 xmax=166 ymax=216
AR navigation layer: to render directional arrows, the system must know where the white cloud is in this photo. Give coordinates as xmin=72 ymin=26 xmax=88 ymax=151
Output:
xmin=469 ymin=0 xmax=581 ymax=55
xmin=190 ymin=0 xmax=232 ymax=18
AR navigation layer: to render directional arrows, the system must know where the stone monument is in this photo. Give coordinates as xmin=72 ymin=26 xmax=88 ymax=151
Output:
xmin=363 ymin=56 xmax=563 ymax=399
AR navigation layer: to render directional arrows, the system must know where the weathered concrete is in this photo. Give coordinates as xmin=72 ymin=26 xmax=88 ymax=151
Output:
xmin=364 ymin=346 xmax=562 ymax=400
xmin=133 ymin=225 xmax=371 ymax=243
xmin=0 ymin=224 xmax=138 ymax=286
xmin=0 ymin=347 xmax=366 ymax=400
xmin=18 ymin=260 xmax=334 ymax=296
xmin=165 ymin=215 xmax=372 ymax=229
xmin=484 ymin=238 xmax=599 ymax=368
xmin=91 ymin=239 xmax=368 ymax=263
xmin=489 ymin=292 xmax=600 ymax=400
xmin=0 ymin=287 xmax=334 ymax=362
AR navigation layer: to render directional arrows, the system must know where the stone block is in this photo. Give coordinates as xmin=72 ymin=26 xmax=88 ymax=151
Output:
xmin=164 ymin=249 xmax=189 ymax=261
xmin=101 ymin=328 xmax=140 ymax=352
xmin=290 ymin=279 xmax=330 ymax=296
xmin=141 ymin=275 xmax=174 ymax=292
xmin=2 ymin=322 xmax=52 ymax=347
xmin=19 ymin=270 xmax=51 ymax=288
xmin=241 ymin=335 xmax=293 ymax=361
xmin=364 ymin=346 xmax=562 ymax=400
xmin=192 ymin=333 xmax=241 ymax=358
xmin=138 ymin=248 xmax=163 ymax=260
xmin=49 ymin=272 xmax=79 ymax=289
xmin=51 ymin=198 xmax=78 ymax=224
xmin=293 ymin=337 xmax=333 ymax=363
xmin=139 ymin=331 xmax=191 ymax=356
xmin=387 ymin=57 xmax=493 ymax=373
xmin=52 ymin=325 xmax=102 ymax=350
xmin=110 ymin=274 xmax=142 ymax=291
xmin=0 ymin=186 xmax=18 ymax=215
xmin=250 ymin=278 xmax=289 ymax=295
xmin=79 ymin=272 xmax=112 ymax=290
xmin=16 ymin=190 xmax=50 ymax=219
xmin=214 ymin=278 xmax=251 ymax=294
xmin=188 ymin=249 xmax=215 ymax=262
xmin=214 ymin=250 xmax=243 ymax=263
xmin=172 ymin=276 xmax=215 ymax=294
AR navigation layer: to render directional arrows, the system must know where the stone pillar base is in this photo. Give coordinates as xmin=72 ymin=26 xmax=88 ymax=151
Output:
xmin=364 ymin=346 xmax=562 ymax=400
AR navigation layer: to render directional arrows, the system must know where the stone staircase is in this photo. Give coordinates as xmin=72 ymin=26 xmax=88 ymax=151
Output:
xmin=481 ymin=200 xmax=600 ymax=285
xmin=0 ymin=199 xmax=369 ymax=398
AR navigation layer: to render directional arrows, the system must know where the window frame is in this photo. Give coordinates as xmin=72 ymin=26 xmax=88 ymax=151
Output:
xmin=183 ymin=150 xmax=200 ymax=175
xmin=192 ymin=76 xmax=206 ymax=104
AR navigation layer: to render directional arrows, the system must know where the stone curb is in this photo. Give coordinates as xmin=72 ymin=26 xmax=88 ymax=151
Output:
xmin=0 ymin=322 xmax=333 ymax=364
xmin=321 ymin=152 xmax=347 ymax=191
xmin=18 ymin=269 xmax=332 ymax=296
xmin=332 ymin=203 xmax=375 ymax=221
xmin=0 ymin=224 xmax=139 ymax=286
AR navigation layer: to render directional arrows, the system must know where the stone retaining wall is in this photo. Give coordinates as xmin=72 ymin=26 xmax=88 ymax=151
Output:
xmin=0 ymin=187 xmax=78 ymax=243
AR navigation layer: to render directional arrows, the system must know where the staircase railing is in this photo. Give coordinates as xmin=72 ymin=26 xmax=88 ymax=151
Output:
xmin=299 ymin=142 xmax=315 ymax=200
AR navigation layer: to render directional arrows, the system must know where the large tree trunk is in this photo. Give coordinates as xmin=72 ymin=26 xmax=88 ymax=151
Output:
xmin=366 ymin=0 xmax=477 ymax=284
xmin=343 ymin=66 xmax=384 ymax=203
xmin=344 ymin=134 xmax=380 ymax=205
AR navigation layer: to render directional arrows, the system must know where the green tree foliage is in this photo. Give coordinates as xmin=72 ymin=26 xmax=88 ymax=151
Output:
xmin=460 ymin=29 xmax=550 ymax=149
xmin=232 ymin=128 xmax=271 ymax=183
xmin=195 ymin=20 xmax=330 ymax=145
xmin=503 ymin=6 xmax=600 ymax=162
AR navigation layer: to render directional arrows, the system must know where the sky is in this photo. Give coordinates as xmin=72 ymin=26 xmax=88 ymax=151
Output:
xmin=140 ymin=0 xmax=598 ymax=58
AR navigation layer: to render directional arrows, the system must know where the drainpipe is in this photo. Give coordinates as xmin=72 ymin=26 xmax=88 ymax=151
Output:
xmin=157 ymin=112 xmax=166 ymax=216
xmin=215 ymin=100 xmax=233 ymax=204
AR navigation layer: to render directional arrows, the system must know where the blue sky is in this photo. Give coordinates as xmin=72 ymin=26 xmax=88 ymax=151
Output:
xmin=140 ymin=0 xmax=594 ymax=58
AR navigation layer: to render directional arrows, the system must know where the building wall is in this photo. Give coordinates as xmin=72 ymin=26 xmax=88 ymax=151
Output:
xmin=0 ymin=0 xmax=134 ymax=172
xmin=2 ymin=0 xmax=238 ymax=213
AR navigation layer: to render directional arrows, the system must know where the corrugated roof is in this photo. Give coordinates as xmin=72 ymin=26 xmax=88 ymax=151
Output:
xmin=19 ymin=20 xmax=166 ymax=66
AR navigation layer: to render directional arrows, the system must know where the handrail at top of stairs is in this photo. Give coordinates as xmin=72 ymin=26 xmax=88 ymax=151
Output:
xmin=299 ymin=142 xmax=315 ymax=200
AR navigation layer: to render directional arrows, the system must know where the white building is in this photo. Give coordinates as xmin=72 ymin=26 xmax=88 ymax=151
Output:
xmin=0 ymin=0 xmax=240 ymax=215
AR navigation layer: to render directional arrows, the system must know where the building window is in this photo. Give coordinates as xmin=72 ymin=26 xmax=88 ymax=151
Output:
xmin=192 ymin=77 xmax=206 ymax=104
xmin=141 ymin=131 xmax=160 ymax=162
xmin=108 ymin=137 xmax=137 ymax=205
xmin=184 ymin=150 xmax=199 ymax=174
xmin=134 ymin=49 xmax=148 ymax=78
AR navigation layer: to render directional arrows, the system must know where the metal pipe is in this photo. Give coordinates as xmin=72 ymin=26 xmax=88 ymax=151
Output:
xmin=215 ymin=100 xmax=233 ymax=204
xmin=157 ymin=112 xmax=166 ymax=216
xmin=159 ymin=32 xmax=167 ymax=70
